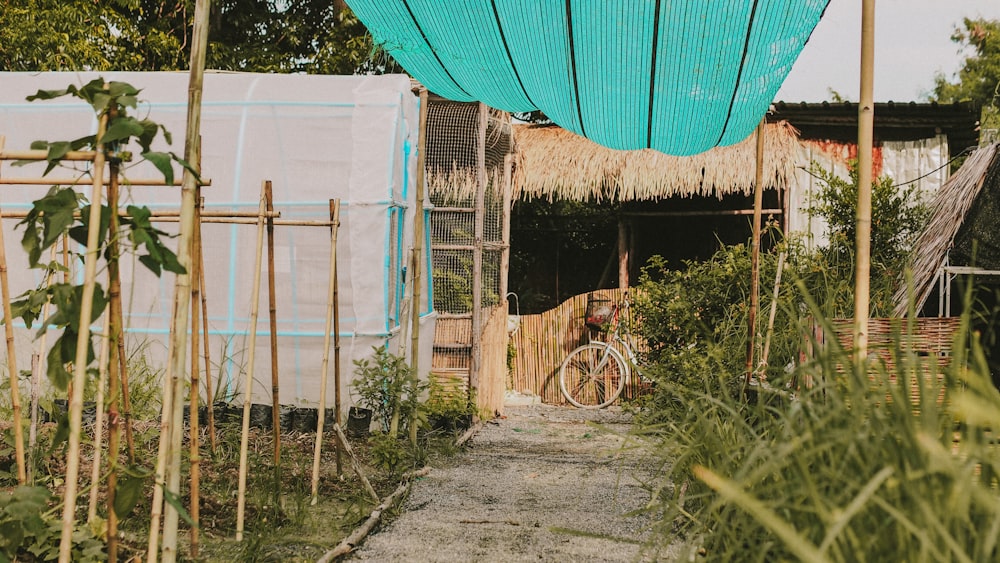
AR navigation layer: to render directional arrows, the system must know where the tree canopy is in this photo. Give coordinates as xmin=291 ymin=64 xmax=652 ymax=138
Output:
xmin=934 ymin=17 xmax=1000 ymax=108
xmin=0 ymin=0 xmax=386 ymax=74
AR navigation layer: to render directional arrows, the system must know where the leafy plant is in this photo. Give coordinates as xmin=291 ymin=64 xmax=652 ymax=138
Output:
xmin=0 ymin=486 xmax=104 ymax=562
xmin=351 ymin=347 xmax=427 ymax=436
xmin=424 ymin=377 xmax=476 ymax=433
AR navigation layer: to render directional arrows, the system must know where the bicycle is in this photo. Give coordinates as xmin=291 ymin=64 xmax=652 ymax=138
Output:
xmin=559 ymin=294 xmax=645 ymax=409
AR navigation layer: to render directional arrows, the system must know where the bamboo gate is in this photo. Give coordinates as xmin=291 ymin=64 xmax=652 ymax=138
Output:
xmin=426 ymin=98 xmax=513 ymax=417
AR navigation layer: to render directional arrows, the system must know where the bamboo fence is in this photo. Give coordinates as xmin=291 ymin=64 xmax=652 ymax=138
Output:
xmin=478 ymin=305 xmax=508 ymax=416
xmin=509 ymin=288 xmax=649 ymax=405
xmin=805 ymin=316 xmax=960 ymax=408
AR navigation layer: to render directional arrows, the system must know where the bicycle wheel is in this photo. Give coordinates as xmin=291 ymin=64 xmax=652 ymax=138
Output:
xmin=559 ymin=343 xmax=628 ymax=409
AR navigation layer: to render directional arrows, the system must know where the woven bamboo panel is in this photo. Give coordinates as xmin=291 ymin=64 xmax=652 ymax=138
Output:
xmin=509 ymin=289 xmax=649 ymax=405
xmin=811 ymin=317 xmax=960 ymax=409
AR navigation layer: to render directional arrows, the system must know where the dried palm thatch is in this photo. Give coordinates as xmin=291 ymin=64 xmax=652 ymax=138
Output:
xmin=511 ymin=121 xmax=800 ymax=202
xmin=893 ymin=143 xmax=1000 ymax=316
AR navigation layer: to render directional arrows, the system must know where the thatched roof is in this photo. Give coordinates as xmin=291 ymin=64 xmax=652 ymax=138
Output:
xmin=511 ymin=121 xmax=800 ymax=202
xmin=893 ymin=143 xmax=1000 ymax=316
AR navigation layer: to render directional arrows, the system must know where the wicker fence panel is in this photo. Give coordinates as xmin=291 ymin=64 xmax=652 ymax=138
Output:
xmin=810 ymin=316 xmax=961 ymax=409
xmin=510 ymin=288 xmax=648 ymax=405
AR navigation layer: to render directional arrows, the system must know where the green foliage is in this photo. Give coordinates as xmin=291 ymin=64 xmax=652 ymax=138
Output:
xmin=424 ymin=378 xmax=476 ymax=433
xmin=934 ymin=18 xmax=1000 ymax=108
xmin=805 ymin=162 xmax=929 ymax=273
xmin=0 ymin=1 xmax=390 ymax=75
xmin=639 ymin=306 xmax=1000 ymax=562
xmin=7 ymin=80 xmax=186 ymax=395
xmin=0 ymin=486 xmax=104 ymax=562
xmin=351 ymin=347 xmax=426 ymax=436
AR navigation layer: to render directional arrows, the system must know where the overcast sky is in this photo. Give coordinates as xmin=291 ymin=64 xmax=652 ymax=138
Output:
xmin=775 ymin=0 xmax=1000 ymax=103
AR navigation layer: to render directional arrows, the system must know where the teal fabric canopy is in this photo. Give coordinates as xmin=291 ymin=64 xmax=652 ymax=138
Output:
xmin=346 ymin=0 xmax=830 ymax=156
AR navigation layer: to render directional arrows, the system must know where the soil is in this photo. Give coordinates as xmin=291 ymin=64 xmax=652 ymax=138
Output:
xmin=346 ymin=404 xmax=673 ymax=562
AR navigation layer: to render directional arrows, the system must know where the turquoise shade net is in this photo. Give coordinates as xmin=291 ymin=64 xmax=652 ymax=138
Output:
xmin=346 ymin=0 xmax=830 ymax=156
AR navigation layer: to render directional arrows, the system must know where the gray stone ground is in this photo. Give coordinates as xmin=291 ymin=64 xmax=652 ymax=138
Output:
xmin=347 ymin=403 xmax=674 ymax=562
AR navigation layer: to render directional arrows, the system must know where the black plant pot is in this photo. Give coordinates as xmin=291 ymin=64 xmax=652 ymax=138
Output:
xmin=249 ymin=403 xmax=273 ymax=430
xmin=346 ymin=406 xmax=372 ymax=438
xmin=213 ymin=402 xmax=241 ymax=424
xmin=292 ymin=407 xmax=318 ymax=433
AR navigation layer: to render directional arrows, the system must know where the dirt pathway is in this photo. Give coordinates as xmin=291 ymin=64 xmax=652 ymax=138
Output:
xmin=347 ymin=404 xmax=666 ymax=562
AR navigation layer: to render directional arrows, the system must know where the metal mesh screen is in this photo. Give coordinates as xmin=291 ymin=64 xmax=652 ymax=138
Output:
xmin=427 ymin=99 xmax=511 ymax=314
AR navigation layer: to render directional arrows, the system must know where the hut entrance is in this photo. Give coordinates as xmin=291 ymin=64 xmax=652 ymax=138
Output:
xmin=425 ymin=96 xmax=514 ymax=416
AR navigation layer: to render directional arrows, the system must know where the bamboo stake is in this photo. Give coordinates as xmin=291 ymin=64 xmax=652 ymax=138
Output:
xmin=28 ymin=246 xmax=57 ymax=484
xmin=0 ymin=177 xmax=210 ymax=186
xmin=312 ymin=199 xmax=341 ymax=504
xmin=187 ymin=183 xmax=203 ymax=559
xmin=264 ymin=181 xmax=281 ymax=469
xmin=854 ymin=0 xmax=876 ymax=364
xmin=159 ymin=0 xmax=210 ymax=558
xmin=760 ymin=251 xmax=787 ymax=378
xmin=407 ymin=89 xmax=430 ymax=445
xmin=332 ymin=423 xmax=379 ymax=502
xmin=315 ymin=467 xmax=430 ymax=563
xmin=200 ymin=214 xmax=216 ymax=454
xmin=332 ymin=201 xmax=343 ymax=477
xmin=236 ymin=184 xmax=268 ymax=541
xmin=0 ymin=138 xmax=26 ymax=485
xmin=105 ymin=155 xmax=124 ymax=563
xmin=745 ymin=118 xmax=765 ymax=390
xmin=58 ymin=107 xmax=108 ymax=563
xmin=87 ymin=314 xmax=111 ymax=524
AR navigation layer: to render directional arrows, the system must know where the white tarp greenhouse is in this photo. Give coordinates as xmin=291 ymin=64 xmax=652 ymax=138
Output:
xmin=0 ymin=71 xmax=434 ymax=408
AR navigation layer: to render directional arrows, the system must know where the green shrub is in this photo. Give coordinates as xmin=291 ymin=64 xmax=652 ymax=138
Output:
xmin=351 ymin=347 xmax=426 ymax=436
xmin=638 ymin=293 xmax=1000 ymax=561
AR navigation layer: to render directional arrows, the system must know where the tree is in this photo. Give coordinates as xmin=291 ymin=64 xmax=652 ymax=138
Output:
xmin=0 ymin=0 xmax=386 ymax=74
xmin=933 ymin=18 xmax=1000 ymax=108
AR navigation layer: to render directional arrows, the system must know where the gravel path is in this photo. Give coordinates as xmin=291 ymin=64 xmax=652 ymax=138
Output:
xmin=347 ymin=404 xmax=669 ymax=562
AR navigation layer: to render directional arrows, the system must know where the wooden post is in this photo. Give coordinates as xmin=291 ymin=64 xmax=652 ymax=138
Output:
xmin=158 ymin=0 xmax=210 ymax=558
xmin=264 ymin=181 xmax=281 ymax=467
xmin=470 ymin=102 xmax=487 ymax=411
xmin=746 ymin=118 xmax=765 ymax=389
xmin=332 ymin=202 xmax=343 ymax=475
xmin=236 ymin=184 xmax=268 ymax=541
xmin=58 ymin=107 xmax=107 ymax=563
xmin=617 ymin=219 xmax=629 ymax=291
xmin=312 ymin=199 xmax=341 ymax=504
xmin=499 ymin=154 xmax=513 ymax=301
xmin=854 ymin=0 xmax=876 ymax=363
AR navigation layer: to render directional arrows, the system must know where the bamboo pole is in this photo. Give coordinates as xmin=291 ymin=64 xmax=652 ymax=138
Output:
xmin=87 ymin=314 xmax=112 ymax=524
xmin=470 ymin=102 xmax=487 ymax=417
xmin=58 ymin=107 xmax=108 ymax=563
xmin=312 ymin=199 xmax=341 ymax=504
xmin=105 ymin=155 xmax=124 ymax=563
xmin=0 ymin=137 xmax=26 ymax=485
xmin=200 ymin=215 xmax=216 ymax=454
xmin=760 ymin=251 xmax=787 ymax=379
xmin=332 ymin=423 xmax=379 ymax=502
xmin=236 ymin=184 xmax=268 ymax=542
xmin=187 ymin=183 xmax=203 ymax=559
xmin=0 ymin=209 xmax=274 ymax=219
xmin=745 ymin=119 xmax=765 ymax=389
xmin=0 ymin=177 xmax=210 ymax=186
xmin=332 ymin=201 xmax=343 ymax=477
xmin=28 ymin=246 xmax=57 ymax=484
xmin=160 ymin=0 xmax=210 ymax=558
xmin=407 ymin=89 xmax=430 ymax=445
xmin=0 ymin=149 xmax=102 ymax=161
xmin=617 ymin=219 xmax=629 ymax=290
xmin=854 ymin=0 xmax=876 ymax=363
xmin=264 ymin=181 xmax=281 ymax=468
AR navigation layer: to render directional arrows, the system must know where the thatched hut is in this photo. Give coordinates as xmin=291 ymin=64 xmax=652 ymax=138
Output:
xmin=893 ymin=143 xmax=1000 ymax=317
xmin=509 ymin=121 xmax=802 ymax=311
xmin=513 ymin=121 xmax=800 ymax=203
